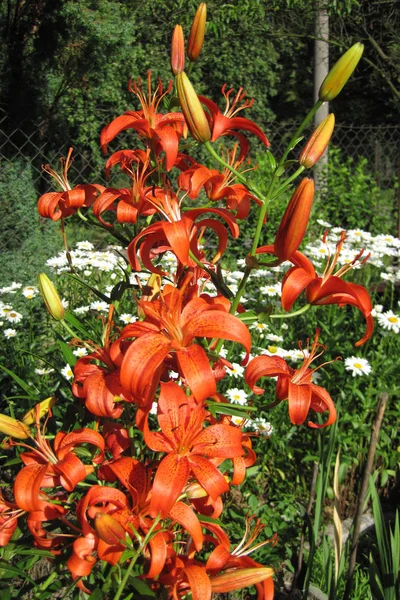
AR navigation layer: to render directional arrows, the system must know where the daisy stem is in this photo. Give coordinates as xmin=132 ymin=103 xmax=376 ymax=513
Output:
xmin=270 ymin=304 xmax=311 ymax=319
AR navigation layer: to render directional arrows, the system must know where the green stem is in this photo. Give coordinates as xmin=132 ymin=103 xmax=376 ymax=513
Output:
xmin=113 ymin=515 xmax=161 ymax=600
xmin=60 ymin=319 xmax=80 ymax=340
xmin=83 ymin=213 xmax=131 ymax=246
xmin=272 ymin=165 xmax=306 ymax=199
xmin=270 ymin=304 xmax=311 ymax=319
xmin=279 ymin=100 xmax=323 ymax=167
xmin=112 ymin=552 xmax=138 ymax=600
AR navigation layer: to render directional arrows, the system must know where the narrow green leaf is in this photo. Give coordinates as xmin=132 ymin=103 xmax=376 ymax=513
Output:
xmin=0 ymin=364 xmax=38 ymax=397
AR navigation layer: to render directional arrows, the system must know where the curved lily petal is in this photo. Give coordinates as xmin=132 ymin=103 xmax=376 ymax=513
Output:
xmin=150 ymin=453 xmax=190 ymax=518
xmin=177 ymin=345 xmax=217 ymax=402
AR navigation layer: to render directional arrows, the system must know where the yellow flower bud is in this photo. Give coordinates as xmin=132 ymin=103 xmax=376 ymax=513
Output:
xmin=0 ymin=413 xmax=30 ymax=439
xmin=176 ymin=72 xmax=211 ymax=143
xmin=171 ymin=25 xmax=185 ymax=76
xmin=319 ymin=43 xmax=364 ymax=102
xmin=22 ymin=397 xmax=56 ymax=425
xmin=187 ymin=3 xmax=207 ymax=62
xmin=94 ymin=513 xmax=126 ymax=545
xmin=38 ymin=273 xmax=65 ymax=321
xmin=211 ymin=567 xmax=274 ymax=593
xmin=299 ymin=114 xmax=335 ymax=168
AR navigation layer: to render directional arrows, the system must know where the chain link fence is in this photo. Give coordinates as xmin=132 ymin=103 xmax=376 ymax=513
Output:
xmin=1 ymin=107 xmax=399 ymax=192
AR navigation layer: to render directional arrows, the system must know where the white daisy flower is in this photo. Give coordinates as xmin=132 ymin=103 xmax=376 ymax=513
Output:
xmin=344 ymin=356 xmax=372 ymax=377
xmin=0 ymin=282 xmax=22 ymax=294
xmin=229 ymin=415 xmax=245 ymax=427
xmin=371 ymin=304 xmax=383 ymax=317
xmin=0 ymin=304 xmax=13 ymax=317
xmin=226 ymin=362 xmax=245 ymax=378
xmin=265 ymin=333 xmax=283 ymax=342
xmin=35 ymin=367 xmax=55 ymax=375
xmin=61 ymin=298 xmax=69 ymax=309
xmin=377 ymin=310 xmax=400 ymax=334
xmin=225 ymin=388 xmax=248 ymax=405
xmin=260 ymin=345 xmax=287 ymax=358
xmin=4 ymin=328 xmax=17 ymax=338
xmin=251 ymin=321 xmax=269 ymax=337
xmin=259 ymin=283 xmax=282 ymax=297
xmin=76 ymin=241 xmax=94 ymax=251
xmin=74 ymin=305 xmax=90 ymax=315
xmin=316 ymin=219 xmax=331 ymax=228
xmin=5 ymin=310 xmax=23 ymax=324
xmin=248 ymin=418 xmax=273 ymax=436
xmin=90 ymin=301 xmax=109 ymax=312
xmin=150 ymin=401 xmax=158 ymax=415
xmin=22 ymin=286 xmax=38 ymax=299
xmin=61 ymin=365 xmax=74 ymax=380
xmin=119 ymin=313 xmax=136 ymax=324
xmin=73 ymin=347 xmax=88 ymax=357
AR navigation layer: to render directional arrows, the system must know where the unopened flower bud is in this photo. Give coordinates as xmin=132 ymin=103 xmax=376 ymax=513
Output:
xmin=185 ymin=481 xmax=208 ymax=499
xmin=0 ymin=413 xmax=30 ymax=439
xmin=211 ymin=567 xmax=274 ymax=593
xmin=176 ymin=71 xmax=211 ymax=143
xmin=38 ymin=273 xmax=65 ymax=321
xmin=22 ymin=397 xmax=56 ymax=426
xmin=94 ymin=513 xmax=126 ymax=545
xmin=319 ymin=43 xmax=364 ymax=102
xmin=188 ymin=3 xmax=207 ymax=62
xmin=274 ymin=178 xmax=315 ymax=261
xmin=171 ymin=25 xmax=185 ymax=75
xmin=300 ymin=114 xmax=335 ymax=168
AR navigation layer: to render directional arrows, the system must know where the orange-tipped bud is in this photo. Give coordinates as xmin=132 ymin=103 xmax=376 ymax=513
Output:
xmin=319 ymin=42 xmax=364 ymax=102
xmin=22 ymin=397 xmax=56 ymax=426
xmin=211 ymin=567 xmax=274 ymax=593
xmin=299 ymin=114 xmax=335 ymax=168
xmin=0 ymin=413 xmax=30 ymax=439
xmin=176 ymin=71 xmax=211 ymax=143
xmin=38 ymin=273 xmax=65 ymax=321
xmin=274 ymin=178 xmax=315 ymax=261
xmin=188 ymin=3 xmax=207 ymax=62
xmin=94 ymin=513 xmax=126 ymax=545
xmin=171 ymin=25 xmax=185 ymax=75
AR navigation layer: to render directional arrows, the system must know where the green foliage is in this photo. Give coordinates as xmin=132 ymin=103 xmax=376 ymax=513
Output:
xmin=368 ymin=477 xmax=400 ymax=600
xmin=0 ymin=160 xmax=63 ymax=284
xmin=315 ymin=147 xmax=397 ymax=233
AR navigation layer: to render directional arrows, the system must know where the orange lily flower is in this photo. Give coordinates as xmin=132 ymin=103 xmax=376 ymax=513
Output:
xmin=0 ymin=492 xmax=21 ymax=546
xmin=119 ymin=284 xmax=251 ymax=404
xmin=257 ymin=232 xmax=373 ymax=346
xmin=245 ymin=330 xmax=337 ymax=428
xmin=100 ymin=71 xmax=187 ymax=171
xmin=127 ymin=185 xmax=240 ymax=275
xmin=100 ymin=456 xmax=204 ymax=573
xmin=199 ymin=84 xmax=270 ymax=149
xmin=73 ymin=346 xmax=134 ymax=418
xmin=178 ymin=143 xmax=260 ymax=218
xmin=38 ymin=148 xmax=104 ymax=220
xmin=91 ymin=149 xmax=158 ymax=225
xmin=142 ymin=382 xmax=244 ymax=517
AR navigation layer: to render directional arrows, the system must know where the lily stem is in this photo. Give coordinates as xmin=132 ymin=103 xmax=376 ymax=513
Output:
xmin=270 ymin=303 xmax=311 ymax=319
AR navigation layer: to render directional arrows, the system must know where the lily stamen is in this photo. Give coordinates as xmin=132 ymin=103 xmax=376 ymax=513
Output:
xmin=221 ymin=85 xmax=254 ymax=118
